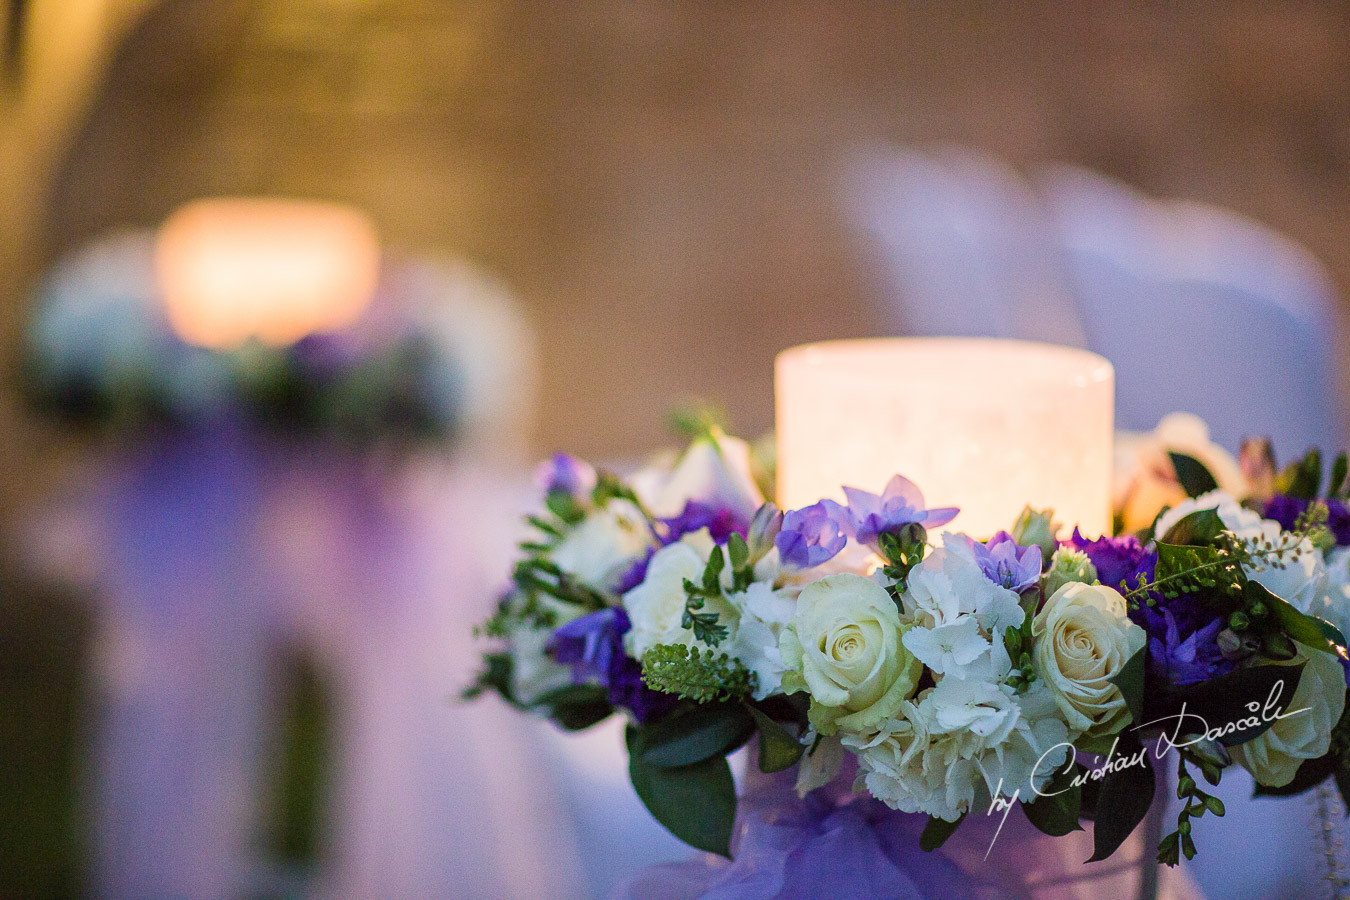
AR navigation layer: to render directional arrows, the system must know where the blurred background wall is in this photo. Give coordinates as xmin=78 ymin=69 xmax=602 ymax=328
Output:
xmin=5 ymin=1 xmax=1350 ymax=895
xmin=7 ymin=0 xmax=1350 ymax=480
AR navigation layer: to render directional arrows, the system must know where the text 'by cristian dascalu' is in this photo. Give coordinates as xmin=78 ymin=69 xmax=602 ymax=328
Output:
xmin=981 ymin=679 xmax=1310 ymax=858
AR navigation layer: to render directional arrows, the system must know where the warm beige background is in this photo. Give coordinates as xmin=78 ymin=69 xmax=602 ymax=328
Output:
xmin=7 ymin=1 xmax=1350 ymax=515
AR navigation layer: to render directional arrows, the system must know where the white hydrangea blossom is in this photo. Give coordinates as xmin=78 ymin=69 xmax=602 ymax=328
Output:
xmin=725 ymin=581 xmax=798 ymax=699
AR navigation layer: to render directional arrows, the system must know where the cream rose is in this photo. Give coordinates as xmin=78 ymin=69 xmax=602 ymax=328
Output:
xmin=1231 ymin=645 xmax=1346 ymax=788
xmin=1032 ymin=582 xmax=1147 ymax=738
xmin=779 ymin=573 xmax=922 ymax=735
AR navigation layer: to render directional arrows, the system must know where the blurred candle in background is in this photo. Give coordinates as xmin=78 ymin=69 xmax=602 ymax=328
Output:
xmin=775 ymin=337 xmax=1115 ymax=539
xmin=155 ymin=197 xmax=381 ymax=348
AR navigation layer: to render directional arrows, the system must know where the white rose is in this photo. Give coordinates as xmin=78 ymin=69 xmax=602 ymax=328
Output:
xmin=779 ymin=573 xmax=922 ymax=735
xmin=1156 ymin=491 xmax=1326 ymax=613
xmin=550 ymin=499 xmax=653 ymax=591
xmin=1114 ymin=412 xmax=1248 ymax=533
xmin=1032 ymin=582 xmax=1147 ymax=738
xmin=1232 ymin=645 xmax=1346 ymax=788
xmin=621 ymin=536 xmax=735 ymax=660
xmin=725 ymin=581 xmax=797 ymax=700
xmin=1315 ymin=546 xmax=1350 ymax=640
xmin=631 ymin=428 xmax=764 ymax=520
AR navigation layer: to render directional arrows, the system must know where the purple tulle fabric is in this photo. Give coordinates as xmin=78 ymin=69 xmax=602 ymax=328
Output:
xmin=611 ymin=766 xmax=1201 ymax=900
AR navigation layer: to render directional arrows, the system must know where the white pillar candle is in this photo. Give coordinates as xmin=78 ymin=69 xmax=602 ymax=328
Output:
xmin=776 ymin=337 xmax=1114 ymax=539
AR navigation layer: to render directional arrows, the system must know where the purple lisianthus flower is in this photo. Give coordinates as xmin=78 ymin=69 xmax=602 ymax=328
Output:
xmin=1263 ymin=495 xmax=1350 ymax=547
xmin=535 ymin=452 xmax=597 ymax=498
xmin=968 ymin=531 xmax=1042 ymax=592
xmin=826 ymin=474 xmax=959 ymax=553
xmin=1145 ymin=610 xmax=1234 ymax=686
xmin=1067 ymin=529 xmax=1156 ymax=592
xmin=661 ymin=500 xmax=748 ymax=545
xmin=548 ymin=607 xmax=675 ymax=723
xmin=775 ymin=501 xmax=847 ymax=569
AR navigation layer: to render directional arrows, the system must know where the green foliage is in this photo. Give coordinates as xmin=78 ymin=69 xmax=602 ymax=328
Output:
xmin=747 ymin=705 xmax=806 ymax=773
xmin=1276 ymin=448 xmax=1322 ymax=500
xmin=641 ymin=643 xmax=758 ymax=703
xmin=1168 ymin=452 xmax=1219 ymax=498
xmin=1088 ymin=733 xmax=1156 ymax=863
xmin=627 ymin=726 xmax=737 ymax=857
xmin=877 ymin=523 xmax=929 ymax=603
xmin=682 ymin=546 xmax=730 ymax=645
xmin=1150 ymin=659 xmax=1303 ymax=747
xmin=667 ymin=404 xmax=730 ymax=442
xmin=1159 ymin=756 xmax=1225 ymax=866
xmin=919 ymin=813 xmax=966 ymax=851
xmin=532 ymin=684 xmax=615 ymax=730
xmin=1331 ymin=452 xmax=1349 ymax=500
xmin=592 ymin=470 xmax=646 ymax=511
xmin=462 ymin=652 xmax=516 ymax=704
xmin=1111 ymin=647 xmax=1146 ymax=729
xmin=637 ymin=702 xmax=754 ymax=768
xmin=1021 ymin=762 xmax=1083 ymax=837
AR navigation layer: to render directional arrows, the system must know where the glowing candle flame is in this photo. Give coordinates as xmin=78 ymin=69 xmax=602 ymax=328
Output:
xmin=155 ymin=197 xmax=380 ymax=349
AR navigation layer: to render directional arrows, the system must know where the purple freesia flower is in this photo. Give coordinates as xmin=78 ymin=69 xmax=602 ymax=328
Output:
xmin=775 ymin=501 xmax=848 ymax=569
xmin=661 ymin=501 xmax=748 ymax=545
xmin=1263 ymin=495 xmax=1350 ymax=547
xmin=1067 ymin=529 xmax=1156 ymax=592
xmin=549 ymin=607 xmax=625 ymax=683
xmin=548 ymin=607 xmax=675 ymax=723
xmin=968 ymin=531 xmax=1042 ymax=592
xmin=535 ymin=452 xmax=597 ymax=497
xmin=826 ymin=474 xmax=959 ymax=553
xmin=1146 ymin=610 xmax=1234 ymax=686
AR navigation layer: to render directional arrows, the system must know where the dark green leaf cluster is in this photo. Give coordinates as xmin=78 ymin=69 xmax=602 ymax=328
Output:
xmin=641 ymin=643 xmax=757 ymax=703
xmin=625 ymin=695 xmax=807 ymax=856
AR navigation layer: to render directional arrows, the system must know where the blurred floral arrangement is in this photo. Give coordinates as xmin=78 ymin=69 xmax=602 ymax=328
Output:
xmin=469 ymin=414 xmax=1350 ymax=871
xmin=21 ymin=233 xmax=462 ymax=445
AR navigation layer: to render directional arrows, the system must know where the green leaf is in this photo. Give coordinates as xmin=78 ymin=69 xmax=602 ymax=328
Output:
xmin=920 ymin=813 xmax=966 ymax=852
xmin=746 ymin=705 xmax=805 ymax=773
xmin=1111 ymin=647 xmax=1146 ymax=730
xmin=1169 ymin=452 xmax=1219 ymax=498
xmin=639 ymin=702 xmax=754 ymax=769
xmin=727 ymin=533 xmax=749 ymax=571
xmin=1022 ymin=764 xmax=1083 ymax=837
xmin=1159 ymin=509 xmax=1225 ymax=547
xmin=627 ymin=726 xmax=737 ymax=857
xmin=1330 ymin=453 xmax=1348 ymax=500
xmin=1276 ymin=449 xmax=1322 ymax=500
xmin=1151 ymin=661 xmax=1304 ymax=746
xmin=1088 ymin=734 xmax=1155 ymax=862
xmin=1249 ymin=580 xmax=1343 ymax=656
xmin=533 ymin=683 xmax=613 ymax=730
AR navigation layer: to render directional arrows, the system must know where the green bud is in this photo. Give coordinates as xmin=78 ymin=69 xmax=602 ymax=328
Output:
xmin=1247 ymin=600 xmax=1268 ymax=621
xmin=1011 ymin=505 xmax=1061 ymax=557
xmin=1228 ymin=611 xmax=1250 ymax=631
xmin=1043 ymin=547 xmax=1098 ymax=597
xmin=1177 ymin=776 xmax=1196 ymax=799
xmin=1178 ymin=819 xmax=1191 ymax=836
xmin=1204 ymin=796 xmax=1225 ymax=817
xmin=1263 ymin=632 xmax=1298 ymax=661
